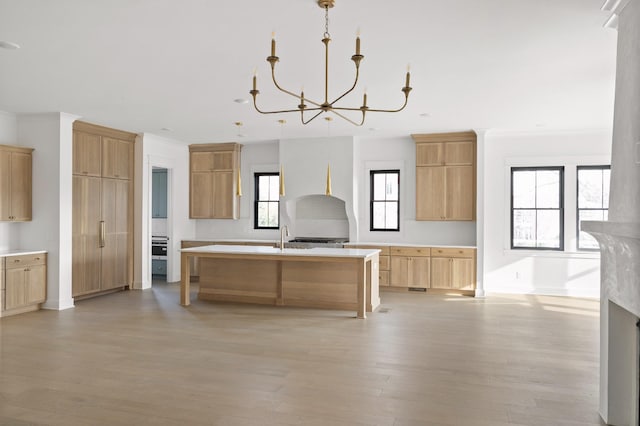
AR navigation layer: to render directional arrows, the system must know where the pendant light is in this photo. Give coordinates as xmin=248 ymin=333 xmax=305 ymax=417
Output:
xmin=325 ymin=116 xmax=333 ymax=196
xmin=278 ymin=119 xmax=286 ymax=197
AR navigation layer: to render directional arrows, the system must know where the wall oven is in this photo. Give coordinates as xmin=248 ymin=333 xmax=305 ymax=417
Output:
xmin=151 ymin=236 xmax=168 ymax=259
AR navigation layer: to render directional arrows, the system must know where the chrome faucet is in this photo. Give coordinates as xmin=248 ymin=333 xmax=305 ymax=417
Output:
xmin=280 ymin=225 xmax=289 ymax=250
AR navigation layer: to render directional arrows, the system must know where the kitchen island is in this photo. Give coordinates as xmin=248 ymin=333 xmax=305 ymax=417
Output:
xmin=180 ymin=245 xmax=380 ymax=318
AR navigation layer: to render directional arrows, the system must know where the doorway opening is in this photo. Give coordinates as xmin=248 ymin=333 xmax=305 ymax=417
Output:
xmin=151 ymin=167 xmax=169 ymax=284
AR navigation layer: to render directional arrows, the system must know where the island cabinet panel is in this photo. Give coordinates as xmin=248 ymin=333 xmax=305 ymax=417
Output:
xmin=350 ymin=245 xmax=389 ymax=286
xmin=413 ymin=131 xmax=476 ymax=221
xmin=189 ymin=143 xmax=241 ymax=219
xmin=72 ymin=121 xmax=134 ymax=299
xmin=430 ymin=247 xmax=476 ymax=291
xmin=0 ymin=144 xmax=34 ymax=222
xmin=2 ymin=253 xmax=47 ymax=317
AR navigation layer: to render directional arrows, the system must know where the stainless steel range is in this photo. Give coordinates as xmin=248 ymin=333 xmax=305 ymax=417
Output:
xmin=286 ymin=237 xmax=348 ymax=249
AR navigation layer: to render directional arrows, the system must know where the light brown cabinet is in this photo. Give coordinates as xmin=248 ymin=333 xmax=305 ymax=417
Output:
xmin=0 ymin=144 xmax=33 ymax=222
xmin=72 ymin=122 xmax=134 ymax=299
xmin=189 ymin=143 xmax=242 ymax=219
xmin=350 ymin=245 xmax=390 ymax=286
xmin=430 ymin=247 xmax=476 ymax=290
xmin=413 ymin=132 xmax=476 ymax=221
xmin=389 ymin=247 xmax=431 ymax=288
xmin=1 ymin=253 xmax=47 ymax=317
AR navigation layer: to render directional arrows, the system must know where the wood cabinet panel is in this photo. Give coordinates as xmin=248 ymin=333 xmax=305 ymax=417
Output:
xmin=416 ymin=166 xmax=445 ymax=220
xmin=379 ymin=270 xmax=389 ymax=286
xmin=73 ymin=131 xmax=101 ymax=176
xmin=3 ymin=254 xmax=46 ymax=311
xmin=189 ymin=143 xmax=241 ymax=219
xmin=213 ymin=170 xmax=234 ymax=219
xmin=445 ymin=166 xmax=474 ymax=221
xmin=451 ymin=258 xmax=475 ymax=290
xmin=0 ymin=146 xmax=33 ymax=222
xmin=390 ymin=247 xmax=431 ymax=257
xmin=444 ymin=141 xmax=474 ymax=165
xmin=431 ymin=247 xmax=475 ymax=258
xmin=72 ymin=176 xmax=102 ymax=296
xmin=430 ymin=258 xmax=452 ymax=289
xmin=101 ymin=179 xmax=129 ymax=291
xmin=190 ymin=172 xmax=213 ymax=218
xmin=102 ymin=137 xmax=131 ymax=179
xmin=416 ymin=143 xmax=443 ymax=166
xmin=390 ymin=256 xmax=408 ymax=287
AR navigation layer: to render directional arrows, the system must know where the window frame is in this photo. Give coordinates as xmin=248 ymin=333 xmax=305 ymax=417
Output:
xmin=510 ymin=166 xmax=565 ymax=251
xmin=369 ymin=169 xmax=400 ymax=232
xmin=253 ymin=172 xmax=279 ymax=230
xmin=576 ymin=165 xmax=610 ymax=251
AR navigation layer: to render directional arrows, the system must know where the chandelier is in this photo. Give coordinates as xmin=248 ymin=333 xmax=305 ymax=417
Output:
xmin=249 ymin=0 xmax=412 ymax=126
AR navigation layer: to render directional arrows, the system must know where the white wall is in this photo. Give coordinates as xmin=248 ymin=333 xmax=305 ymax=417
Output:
xmin=135 ymin=133 xmax=195 ymax=287
xmin=16 ymin=113 xmax=76 ymax=310
xmin=482 ymin=129 xmax=612 ymax=297
xmin=194 ymin=141 xmax=281 ymax=241
xmin=0 ymin=111 xmax=19 ymax=250
xmin=354 ymin=135 xmax=477 ymax=246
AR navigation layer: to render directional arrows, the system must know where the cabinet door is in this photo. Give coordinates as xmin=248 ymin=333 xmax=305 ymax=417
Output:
xmin=27 ymin=264 xmax=47 ymax=304
xmin=444 ymin=141 xmax=474 ymax=165
xmin=416 ymin=143 xmax=443 ymax=166
xmin=9 ymin=152 xmax=32 ymax=221
xmin=190 ymin=172 xmax=213 ymax=218
xmin=430 ymin=257 xmax=451 ymax=289
xmin=5 ymin=267 xmax=27 ymax=309
xmin=445 ymin=166 xmax=474 ymax=220
xmin=152 ymin=170 xmax=168 ymax=218
xmin=73 ymin=176 xmax=102 ymax=296
xmin=213 ymin=151 xmax=234 ymax=170
xmin=0 ymin=150 xmax=11 ymax=220
xmin=390 ymin=256 xmax=408 ymax=287
xmin=102 ymin=138 xmax=131 ymax=179
xmin=73 ymin=131 xmax=102 ymax=176
xmin=451 ymin=258 xmax=475 ymax=290
xmin=416 ymin=166 xmax=445 ymax=220
xmin=101 ymin=179 xmax=130 ymax=290
xmin=191 ymin=152 xmax=214 ymax=172
xmin=152 ymin=259 xmax=167 ymax=275
xmin=408 ymin=257 xmax=430 ymax=288
xmin=212 ymin=170 xmax=234 ymax=219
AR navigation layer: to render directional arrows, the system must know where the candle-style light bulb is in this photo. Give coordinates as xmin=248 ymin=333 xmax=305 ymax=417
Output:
xmin=355 ymin=28 xmax=361 ymax=55
xmin=363 ymin=88 xmax=367 ymax=107
xmin=271 ymin=31 xmax=276 ymax=56
xmin=252 ymin=68 xmax=257 ymax=90
xmin=405 ymin=64 xmax=411 ymax=87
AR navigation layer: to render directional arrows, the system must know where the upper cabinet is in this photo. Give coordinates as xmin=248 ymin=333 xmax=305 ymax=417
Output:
xmin=413 ymin=131 xmax=476 ymax=221
xmin=73 ymin=122 xmax=135 ymax=180
xmin=0 ymin=144 xmax=34 ymax=222
xmin=152 ymin=169 xmax=168 ymax=218
xmin=189 ymin=143 xmax=242 ymax=219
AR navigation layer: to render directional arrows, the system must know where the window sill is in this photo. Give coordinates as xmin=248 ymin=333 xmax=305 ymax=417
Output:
xmin=503 ymin=249 xmax=600 ymax=259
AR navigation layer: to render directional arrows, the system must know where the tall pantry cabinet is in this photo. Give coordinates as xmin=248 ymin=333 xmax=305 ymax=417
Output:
xmin=72 ymin=122 xmax=135 ymax=298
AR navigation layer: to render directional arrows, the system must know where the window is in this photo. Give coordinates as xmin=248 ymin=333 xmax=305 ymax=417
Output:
xmin=577 ymin=165 xmax=610 ymax=250
xmin=254 ymin=173 xmax=279 ymax=229
xmin=511 ymin=167 xmax=564 ymax=250
xmin=370 ymin=170 xmax=400 ymax=231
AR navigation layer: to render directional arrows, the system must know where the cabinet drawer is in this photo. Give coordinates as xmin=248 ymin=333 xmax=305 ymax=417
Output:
xmin=431 ymin=247 xmax=475 ymax=258
xmin=379 ymin=270 xmax=389 ymax=286
xmin=390 ymin=247 xmax=431 ymax=257
xmin=6 ymin=253 xmax=46 ymax=269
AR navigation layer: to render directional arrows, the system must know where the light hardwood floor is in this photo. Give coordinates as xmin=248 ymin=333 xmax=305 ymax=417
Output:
xmin=0 ymin=284 xmax=604 ymax=426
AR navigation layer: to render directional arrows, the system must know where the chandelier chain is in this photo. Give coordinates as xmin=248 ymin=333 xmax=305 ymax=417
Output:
xmin=324 ymin=6 xmax=330 ymax=39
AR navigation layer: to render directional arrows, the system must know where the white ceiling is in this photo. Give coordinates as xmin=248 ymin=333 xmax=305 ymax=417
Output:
xmin=0 ymin=0 xmax=617 ymax=144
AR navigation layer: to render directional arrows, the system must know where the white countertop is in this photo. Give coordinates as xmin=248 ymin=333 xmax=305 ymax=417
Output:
xmin=183 ymin=238 xmax=477 ymax=249
xmin=0 ymin=249 xmax=47 ymax=257
xmin=181 ymin=244 xmax=380 ymax=258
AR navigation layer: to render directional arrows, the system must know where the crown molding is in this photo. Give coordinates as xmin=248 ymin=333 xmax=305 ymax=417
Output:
xmin=601 ymin=0 xmax=634 ymax=29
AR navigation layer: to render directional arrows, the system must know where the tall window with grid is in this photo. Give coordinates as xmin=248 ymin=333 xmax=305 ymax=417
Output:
xmin=254 ymin=172 xmax=279 ymax=229
xmin=577 ymin=165 xmax=610 ymax=250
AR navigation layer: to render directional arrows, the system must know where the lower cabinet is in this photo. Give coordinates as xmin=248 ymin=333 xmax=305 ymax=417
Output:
xmin=152 ymin=259 xmax=167 ymax=276
xmin=430 ymin=247 xmax=475 ymax=290
xmin=390 ymin=247 xmax=431 ymax=288
xmin=1 ymin=253 xmax=47 ymax=317
xmin=351 ymin=245 xmax=390 ymax=286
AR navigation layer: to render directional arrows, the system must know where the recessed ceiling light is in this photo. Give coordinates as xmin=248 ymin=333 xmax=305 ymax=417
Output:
xmin=161 ymin=127 xmax=173 ymax=132
xmin=369 ymin=127 xmax=378 ymax=131
xmin=237 ymin=134 xmax=246 ymax=138
xmin=419 ymin=113 xmax=431 ymax=118
xmin=0 ymin=41 xmax=20 ymax=50
xmin=234 ymin=98 xmax=249 ymax=104
xmin=535 ymin=123 xmax=546 ymax=128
